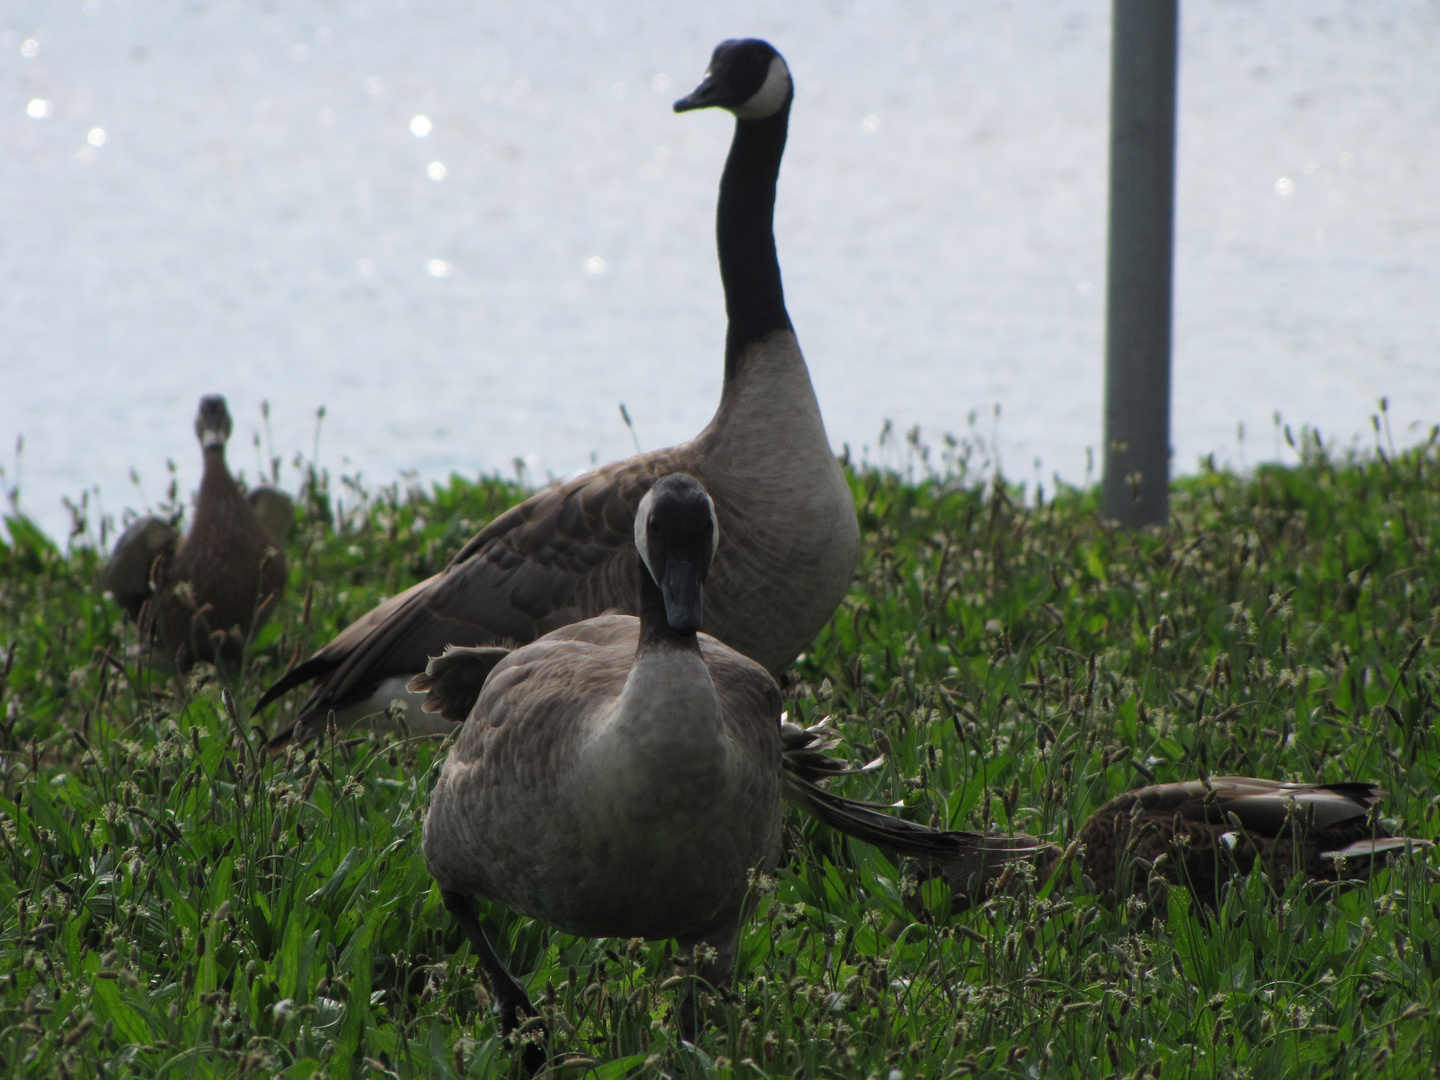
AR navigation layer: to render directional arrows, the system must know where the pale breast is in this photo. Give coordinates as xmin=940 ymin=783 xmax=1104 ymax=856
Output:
xmin=693 ymin=332 xmax=861 ymax=674
xmin=422 ymin=619 xmax=784 ymax=940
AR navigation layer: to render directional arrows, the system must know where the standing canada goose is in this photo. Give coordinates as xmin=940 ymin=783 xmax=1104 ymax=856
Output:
xmin=103 ymin=395 xmax=290 ymax=671
xmin=418 ymin=475 xmax=1042 ymax=1070
xmin=911 ymin=777 xmax=1431 ymax=917
xmin=422 ymin=473 xmax=779 ymax=1067
xmin=256 ymin=37 xmax=859 ymax=743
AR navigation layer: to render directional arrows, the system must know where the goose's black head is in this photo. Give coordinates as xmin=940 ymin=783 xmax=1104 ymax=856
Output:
xmin=194 ymin=395 xmax=233 ymax=452
xmin=634 ymin=474 xmax=719 ymax=636
xmin=673 ymin=39 xmax=792 ymax=121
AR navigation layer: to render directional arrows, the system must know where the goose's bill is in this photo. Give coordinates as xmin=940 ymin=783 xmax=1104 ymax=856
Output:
xmin=661 ymin=556 xmax=704 ymax=634
xmin=673 ymin=73 xmax=721 ymax=113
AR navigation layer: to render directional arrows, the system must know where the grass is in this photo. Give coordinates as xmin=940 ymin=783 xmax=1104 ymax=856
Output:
xmin=4 ymin=420 xmax=1440 ymax=1079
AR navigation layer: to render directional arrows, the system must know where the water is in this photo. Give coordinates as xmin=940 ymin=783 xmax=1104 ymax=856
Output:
xmin=3 ymin=1 xmax=1437 ymax=543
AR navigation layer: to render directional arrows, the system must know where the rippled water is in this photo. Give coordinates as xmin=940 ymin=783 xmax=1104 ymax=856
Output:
xmin=3 ymin=1 xmax=1437 ymax=541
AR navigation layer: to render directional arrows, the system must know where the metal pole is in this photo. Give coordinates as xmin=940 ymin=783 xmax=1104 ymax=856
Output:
xmin=1101 ymin=0 xmax=1178 ymax=527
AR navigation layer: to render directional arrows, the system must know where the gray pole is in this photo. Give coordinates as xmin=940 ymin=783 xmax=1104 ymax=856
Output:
xmin=1101 ymin=0 xmax=1178 ymax=527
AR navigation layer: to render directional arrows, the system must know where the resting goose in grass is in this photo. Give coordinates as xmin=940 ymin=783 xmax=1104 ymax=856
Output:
xmin=416 ymin=474 xmax=1044 ymax=1069
xmin=103 ymin=395 xmax=290 ymax=671
xmin=911 ymin=776 xmax=1431 ymax=918
xmin=245 ymin=486 xmax=296 ymax=549
xmin=256 ymin=38 xmax=859 ymax=743
xmin=1066 ymin=776 xmax=1431 ymax=907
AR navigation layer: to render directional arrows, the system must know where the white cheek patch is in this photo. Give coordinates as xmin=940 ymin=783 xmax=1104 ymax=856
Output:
xmin=634 ymin=488 xmax=658 ymax=582
xmin=632 ymin=484 xmax=720 ymax=581
xmin=703 ymin=488 xmax=719 ymax=559
xmin=733 ymin=56 xmax=791 ymax=120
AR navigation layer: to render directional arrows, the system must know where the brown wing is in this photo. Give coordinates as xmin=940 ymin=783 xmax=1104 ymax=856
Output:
xmin=406 ymin=644 xmax=516 ymax=724
xmin=258 ymin=450 xmax=691 ymax=738
xmin=447 ymin=615 xmax=640 ymax=765
xmin=1125 ymin=777 xmax=1379 ymax=834
xmin=1080 ymin=776 xmax=1390 ymax=905
xmin=698 ymin=634 xmax=785 ymax=862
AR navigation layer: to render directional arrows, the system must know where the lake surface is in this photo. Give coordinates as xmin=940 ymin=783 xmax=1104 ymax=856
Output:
xmin=3 ymin=0 xmax=1437 ymax=542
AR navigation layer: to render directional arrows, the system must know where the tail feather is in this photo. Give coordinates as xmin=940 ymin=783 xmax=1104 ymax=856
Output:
xmin=262 ymin=659 xmax=343 ymax=753
xmin=405 ymin=645 xmax=512 ymax=724
xmin=926 ymin=834 xmax=1062 ymax=912
xmin=266 ymin=723 xmax=299 ymax=753
xmin=781 ymin=759 xmax=1055 ymax=910
xmin=782 ymin=770 xmax=973 ymax=857
xmin=780 ymin=718 xmax=883 ymax=785
xmin=778 ymin=719 xmax=1056 ymax=910
xmin=252 ymin=654 xmax=338 ymax=716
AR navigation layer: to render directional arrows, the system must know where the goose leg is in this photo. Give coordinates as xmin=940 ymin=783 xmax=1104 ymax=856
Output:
xmin=441 ymin=890 xmax=548 ymax=1075
xmin=676 ymin=916 xmax=739 ymax=1044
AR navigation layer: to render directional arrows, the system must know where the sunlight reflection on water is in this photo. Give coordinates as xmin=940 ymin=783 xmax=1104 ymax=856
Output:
xmin=1 ymin=1 xmax=1437 ymax=540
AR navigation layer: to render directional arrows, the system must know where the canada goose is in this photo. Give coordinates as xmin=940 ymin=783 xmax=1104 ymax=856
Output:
xmin=911 ymin=777 xmax=1431 ymax=917
xmin=256 ymin=37 xmax=859 ymax=743
xmin=103 ymin=395 xmax=290 ymax=671
xmin=417 ymin=475 xmax=1042 ymax=1068
xmin=1067 ymin=777 xmax=1431 ymax=907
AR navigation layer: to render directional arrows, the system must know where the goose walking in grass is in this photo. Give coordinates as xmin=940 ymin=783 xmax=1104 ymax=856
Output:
xmin=415 ymin=474 xmax=1041 ymax=1070
xmin=257 ymin=38 xmax=859 ymax=744
xmin=912 ymin=776 xmax=1431 ymax=917
xmin=103 ymin=395 xmax=290 ymax=671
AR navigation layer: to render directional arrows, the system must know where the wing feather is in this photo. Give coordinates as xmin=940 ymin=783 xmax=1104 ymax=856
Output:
xmin=259 ymin=455 xmax=686 ymax=739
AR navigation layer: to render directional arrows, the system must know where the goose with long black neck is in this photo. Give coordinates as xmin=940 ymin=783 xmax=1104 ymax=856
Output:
xmin=258 ymin=39 xmax=859 ymax=745
xmin=676 ymin=42 xmax=794 ymax=379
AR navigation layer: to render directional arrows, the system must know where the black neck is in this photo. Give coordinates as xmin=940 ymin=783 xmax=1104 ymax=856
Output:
xmin=717 ymin=102 xmax=793 ymax=383
xmin=637 ymin=558 xmax=702 ymax=654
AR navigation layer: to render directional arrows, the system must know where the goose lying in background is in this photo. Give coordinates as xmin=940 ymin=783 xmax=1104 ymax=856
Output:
xmin=912 ymin=776 xmax=1431 ymax=917
xmin=246 ymin=487 xmax=296 ymax=550
xmin=1068 ymin=776 xmax=1431 ymax=906
xmin=257 ymin=37 xmax=859 ymax=744
xmin=417 ymin=475 xmax=1042 ymax=1071
xmin=103 ymin=395 xmax=290 ymax=671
